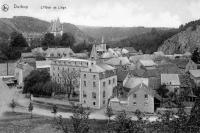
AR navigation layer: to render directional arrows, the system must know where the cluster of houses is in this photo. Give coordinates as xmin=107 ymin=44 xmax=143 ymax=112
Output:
xmin=13 ymin=18 xmax=200 ymax=113
xmin=14 ymin=39 xmax=200 ymax=113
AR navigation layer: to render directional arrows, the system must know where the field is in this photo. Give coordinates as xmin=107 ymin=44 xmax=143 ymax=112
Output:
xmin=0 ymin=62 xmax=16 ymax=76
xmin=0 ymin=112 xmax=108 ymax=133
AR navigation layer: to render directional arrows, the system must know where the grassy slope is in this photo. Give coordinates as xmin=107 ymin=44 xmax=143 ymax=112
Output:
xmin=0 ymin=112 xmax=108 ymax=133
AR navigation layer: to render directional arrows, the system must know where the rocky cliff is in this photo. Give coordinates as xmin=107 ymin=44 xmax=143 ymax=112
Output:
xmin=158 ymin=25 xmax=200 ymax=54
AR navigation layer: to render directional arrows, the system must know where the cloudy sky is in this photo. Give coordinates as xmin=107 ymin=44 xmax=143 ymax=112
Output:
xmin=0 ymin=0 xmax=200 ymax=27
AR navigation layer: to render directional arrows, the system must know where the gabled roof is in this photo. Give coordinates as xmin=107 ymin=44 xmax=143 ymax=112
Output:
xmin=124 ymin=77 xmax=148 ymax=89
xmin=128 ymin=83 xmax=154 ymax=97
xmin=139 ymin=59 xmax=156 ymax=67
xmin=104 ymin=57 xmax=130 ymax=66
xmin=161 ymin=74 xmax=180 ymax=86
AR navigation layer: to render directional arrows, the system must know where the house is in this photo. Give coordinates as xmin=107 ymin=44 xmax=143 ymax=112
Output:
xmin=161 ymin=74 xmax=180 ymax=93
xmin=45 ymin=47 xmax=74 ymax=59
xmin=137 ymin=59 xmax=157 ymax=70
xmin=110 ymin=77 xmax=155 ymax=113
xmin=80 ymin=61 xmax=117 ymax=109
xmin=189 ymin=70 xmax=200 ymax=87
xmin=185 ymin=59 xmax=200 ymax=72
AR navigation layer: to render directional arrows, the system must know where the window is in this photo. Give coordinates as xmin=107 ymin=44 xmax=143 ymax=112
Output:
xmin=93 ymin=82 xmax=96 ymax=87
xmin=83 ymin=91 xmax=87 ymax=98
xmin=58 ymin=73 xmax=60 ymax=77
xmin=113 ymin=78 xmax=115 ymax=84
xmin=103 ymin=82 xmax=106 ymax=87
xmin=103 ymin=91 xmax=106 ymax=98
xmin=133 ymin=94 xmax=137 ymax=98
xmin=109 ymin=80 xmax=111 ymax=85
xmin=84 ymin=81 xmax=86 ymax=87
xmin=93 ymin=102 xmax=96 ymax=106
xmin=92 ymin=92 xmax=96 ymax=99
xmin=84 ymin=100 xmax=86 ymax=103
xmin=145 ymin=94 xmax=148 ymax=99
xmin=93 ymin=75 xmax=96 ymax=79
xmin=58 ymin=67 xmax=60 ymax=70
xmin=84 ymin=74 xmax=86 ymax=78
xmin=103 ymin=100 xmax=105 ymax=104
xmin=89 ymin=69 xmax=92 ymax=72
xmin=133 ymin=102 xmax=136 ymax=105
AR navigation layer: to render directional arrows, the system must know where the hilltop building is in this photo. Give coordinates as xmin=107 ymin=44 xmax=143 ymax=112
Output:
xmin=48 ymin=18 xmax=63 ymax=36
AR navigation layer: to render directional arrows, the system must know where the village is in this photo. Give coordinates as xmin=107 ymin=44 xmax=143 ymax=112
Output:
xmin=1 ymin=17 xmax=200 ymax=132
xmin=0 ymin=18 xmax=199 ymax=115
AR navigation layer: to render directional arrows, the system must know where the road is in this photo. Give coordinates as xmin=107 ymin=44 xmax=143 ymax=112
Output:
xmin=0 ymin=79 xmax=158 ymax=121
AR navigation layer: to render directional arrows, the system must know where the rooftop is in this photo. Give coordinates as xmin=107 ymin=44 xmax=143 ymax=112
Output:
xmin=57 ymin=58 xmax=89 ymax=62
xmin=139 ymin=59 xmax=156 ymax=67
xmin=189 ymin=70 xmax=200 ymax=78
xmin=161 ymin=74 xmax=180 ymax=86
xmin=104 ymin=57 xmax=130 ymax=66
xmin=36 ymin=60 xmax=51 ymax=69
xmin=124 ymin=77 xmax=148 ymax=89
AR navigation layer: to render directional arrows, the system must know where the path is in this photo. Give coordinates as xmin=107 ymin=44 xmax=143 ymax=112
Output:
xmin=0 ymin=79 xmax=158 ymax=121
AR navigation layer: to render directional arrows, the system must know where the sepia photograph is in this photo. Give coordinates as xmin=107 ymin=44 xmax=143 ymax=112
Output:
xmin=0 ymin=0 xmax=200 ymax=132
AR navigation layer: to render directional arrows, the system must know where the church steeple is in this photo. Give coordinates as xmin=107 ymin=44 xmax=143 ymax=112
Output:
xmin=90 ymin=44 xmax=98 ymax=60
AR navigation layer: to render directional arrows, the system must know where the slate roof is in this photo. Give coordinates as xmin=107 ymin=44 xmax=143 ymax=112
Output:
xmin=129 ymin=68 xmax=159 ymax=78
xmin=139 ymin=59 xmax=156 ymax=67
xmin=124 ymin=77 xmax=148 ymax=89
xmin=128 ymin=83 xmax=154 ymax=97
xmin=104 ymin=57 xmax=130 ymax=66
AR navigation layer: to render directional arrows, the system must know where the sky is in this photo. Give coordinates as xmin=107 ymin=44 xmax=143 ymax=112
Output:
xmin=0 ymin=0 xmax=200 ymax=27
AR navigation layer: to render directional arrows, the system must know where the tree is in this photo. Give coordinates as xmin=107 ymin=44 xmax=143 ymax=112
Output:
xmin=61 ymin=70 xmax=80 ymax=99
xmin=42 ymin=33 xmax=55 ymax=47
xmin=135 ymin=109 xmax=144 ymax=121
xmin=60 ymin=33 xmax=75 ymax=47
xmin=112 ymin=110 xmax=135 ymax=133
xmin=187 ymin=97 xmax=200 ymax=132
xmin=71 ymin=104 xmax=90 ymax=133
xmin=157 ymin=84 xmax=169 ymax=98
xmin=28 ymin=102 xmax=33 ymax=119
xmin=55 ymin=115 xmax=69 ymax=133
xmin=105 ymin=106 xmax=114 ymax=125
xmin=52 ymin=105 xmax=58 ymax=118
xmin=9 ymin=99 xmax=16 ymax=112
xmin=10 ymin=32 xmax=28 ymax=47
xmin=191 ymin=48 xmax=200 ymax=64
xmin=23 ymin=69 xmax=50 ymax=94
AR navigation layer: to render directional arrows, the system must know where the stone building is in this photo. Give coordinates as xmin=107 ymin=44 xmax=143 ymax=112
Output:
xmin=48 ymin=18 xmax=63 ymax=36
xmin=50 ymin=44 xmax=117 ymax=108
xmin=80 ymin=60 xmax=117 ymax=109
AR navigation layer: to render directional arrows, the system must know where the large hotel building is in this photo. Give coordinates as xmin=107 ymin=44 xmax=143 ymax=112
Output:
xmin=50 ymin=45 xmax=117 ymax=108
